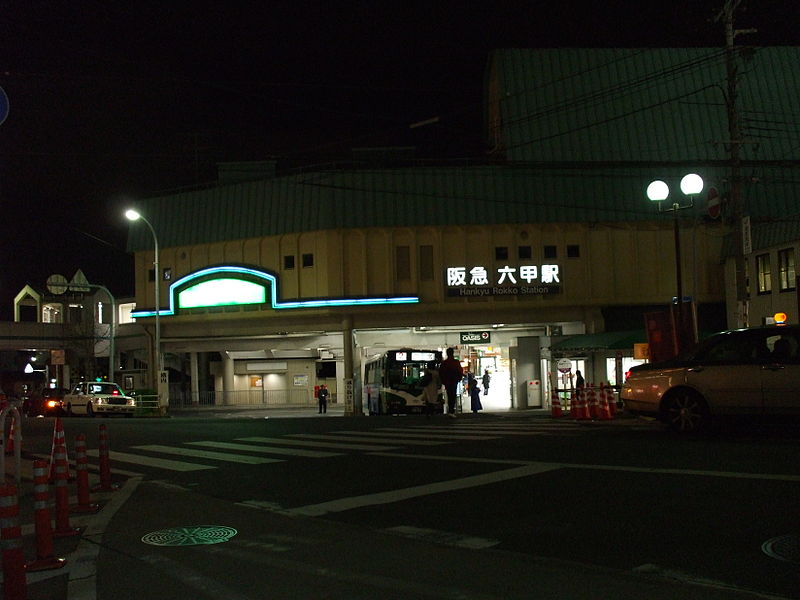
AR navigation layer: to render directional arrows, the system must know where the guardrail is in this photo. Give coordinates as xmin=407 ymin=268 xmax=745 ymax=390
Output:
xmin=133 ymin=395 xmax=165 ymax=417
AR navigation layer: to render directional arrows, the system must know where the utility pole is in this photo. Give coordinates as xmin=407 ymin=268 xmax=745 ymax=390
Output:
xmin=717 ymin=0 xmax=756 ymax=327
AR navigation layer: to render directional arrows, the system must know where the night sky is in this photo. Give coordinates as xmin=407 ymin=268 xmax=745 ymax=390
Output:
xmin=0 ymin=1 xmax=796 ymax=320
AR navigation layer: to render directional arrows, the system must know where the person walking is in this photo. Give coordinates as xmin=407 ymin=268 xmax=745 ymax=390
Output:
xmin=420 ymin=366 xmax=441 ymax=417
xmin=481 ymin=369 xmax=491 ymax=396
xmin=317 ymin=384 xmax=329 ymax=414
xmin=438 ymin=347 xmax=463 ymax=417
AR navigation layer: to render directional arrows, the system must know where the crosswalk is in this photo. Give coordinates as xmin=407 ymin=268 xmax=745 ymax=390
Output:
xmin=82 ymin=419 xmax=599 ymax=475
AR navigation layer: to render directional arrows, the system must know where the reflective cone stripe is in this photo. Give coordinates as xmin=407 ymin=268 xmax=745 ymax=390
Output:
xmin=26 ymin=460 xmax=66 ymax=572
xmin=0 ymin=484 xmax=27 ymax=599
xmin=574 ymin=389 xmax=590 ymax=420
xmin=52 ymin=443 xmax=80 ymax=538
xmin=587 ymin=385 xmax=598 ymax=419
xmin=49 ymin=417 xmax=66 ymax=482
xmin=4 ymin=415 xmax=16 ymax=455
xmin=569 ymin=392 xmax=577 ymax=418
xmin=92 ymin=424 xmax=117 ymax=492
xmin=71 ymin=435 xmax=99 ymax=514
xmin=550 ymin=389 xmax=563 ymax=418
xmin=597 ymin=383 xmax=612 ymax=420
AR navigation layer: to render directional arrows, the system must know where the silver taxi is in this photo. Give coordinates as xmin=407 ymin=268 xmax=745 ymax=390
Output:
xmin=64 ymin=382 xmax=135 ymax=417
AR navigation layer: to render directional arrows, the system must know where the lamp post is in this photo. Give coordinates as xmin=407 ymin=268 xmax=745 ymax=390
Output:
xmin=125 ymin=209 xmax=161 ymax=390
xmin=646 ymin=173 xmax=703 ymax=354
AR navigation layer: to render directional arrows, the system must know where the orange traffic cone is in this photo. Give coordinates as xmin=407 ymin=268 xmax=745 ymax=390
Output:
xmin=550 ymin=389 xmax=563 ymax=418
xmin=4 ymin=415 xmax=17 ymax=455
xmin=597 ymin=383 xmax=612 ymax=420
xmin=606 ymin=383 xmax=617 ymax=418
xmin=574 ymin=389 xmax=590 ymax=420
xmin=49 ymin=417 xmax=67 ymax=481
xmin=587 ymin=385 xmax=599 ymax=419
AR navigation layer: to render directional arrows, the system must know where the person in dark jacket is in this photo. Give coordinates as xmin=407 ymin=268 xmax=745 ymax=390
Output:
xmin=481 ymin=369 xmax=491 ymax=395
xmin=317 ymin=384 xmax=329 ymax=414
xmin=438 ymin=347 xmax=463 ymax=417
xmin=469 ymin=376 xmax=483 ymax=414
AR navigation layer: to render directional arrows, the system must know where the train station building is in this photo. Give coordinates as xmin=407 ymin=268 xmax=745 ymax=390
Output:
xmin=5 ymin=47 xmax=799 ymax=414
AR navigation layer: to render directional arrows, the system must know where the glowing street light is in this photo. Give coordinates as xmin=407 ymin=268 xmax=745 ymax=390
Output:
xmin=646 ymin=173 xmax=703 ymax=354
xmin=125 ymin=209 xmax=162 ymax=389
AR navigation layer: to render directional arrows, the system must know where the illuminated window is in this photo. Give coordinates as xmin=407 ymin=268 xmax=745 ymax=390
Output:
xmin=419 ymin=245 xmax=433 ymax=281
xmin=396 ymin=246 xmax=410 ymax=280
xmin=302 ymin=253 xmax=314 ymax=267
xmin=544 ymin=245 xmax=557 ymax=259
xmin=284 ymin=255 xmax=295 ymax=270
xmin=778 ymin=248 xmax=795 ymax=291
xmin=518 ymin=245 xmax=532 ymax=259
xmin=756 ymin=253 xmax=772 ymax=294
xmin=495 ymin=246 xmax=508 ymax=260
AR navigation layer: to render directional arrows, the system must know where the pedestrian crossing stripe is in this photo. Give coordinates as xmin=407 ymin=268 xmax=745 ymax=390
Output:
xmin=287 ymin=432 xmax=492 ymax=443
xmin=288 ymin=433 xmax=445 ymax=446
xmin=186 ymin=441 xmax=342 ymax=458
xmin=131 ymin=445 xmax=283 ymax=465
xmin=87 ymin=449 xmax=216 ymax=472
xmin=237 ymin=436 xmax=402 ymax=452
xmin=377 ymin=427 xmax=576 ymax=437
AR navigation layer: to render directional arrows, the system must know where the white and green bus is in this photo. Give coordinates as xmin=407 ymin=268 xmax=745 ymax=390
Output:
xmin=363 ymin=349 xmax=443 ymax=415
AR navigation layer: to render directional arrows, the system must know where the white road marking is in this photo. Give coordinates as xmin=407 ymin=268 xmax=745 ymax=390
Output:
xmin=383 ymin=526 xmax=500 ymax=549
xmin=238 ymin=436 xmax=401 ymax=451
xmin=132 ymin=444 xmax=283 ymax=464
xmin=283 ymin=464 xmax=558 ymax=516
xmin=187 ymin=440 xmax=342 ymax=458
xmin=87 ymin=449 xmax=216 ymax=472
xmin=285 ymin=433 xmax=447 ymax=445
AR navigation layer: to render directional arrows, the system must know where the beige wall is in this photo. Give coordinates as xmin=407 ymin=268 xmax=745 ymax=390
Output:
xmin=131 ymin=221 xmax=726 ymax=331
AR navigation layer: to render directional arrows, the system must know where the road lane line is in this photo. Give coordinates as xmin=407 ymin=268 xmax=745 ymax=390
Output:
xmin=283 ymin=464 xmax=558 ymax=516
xmin=238 ymin=436 xmax=400 ymax=451
xmin=187 ymin=441 xmax=342 ymax=458
xmin=87 ymin=449 xmax=216 ymax=472
xmin=132 ymin=444 xmax=283 ymax=464
xmin=285 ymin=433 xmax=446 ymax=445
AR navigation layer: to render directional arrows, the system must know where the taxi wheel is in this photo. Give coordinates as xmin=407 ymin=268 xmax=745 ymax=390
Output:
xmin=663 ymin=390 xmax=709 ymax=433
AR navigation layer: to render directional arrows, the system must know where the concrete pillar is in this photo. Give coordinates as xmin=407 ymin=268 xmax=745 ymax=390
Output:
xmin=222 ymin=352 xmax=234 ymax=406
xmin=190 ymin=352 xmax=200 ymax=405
xmin=342 ymin=315 xmax=358 ymax=415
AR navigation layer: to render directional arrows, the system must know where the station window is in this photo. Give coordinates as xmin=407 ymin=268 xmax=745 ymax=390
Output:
xmin=419 ymin=245 xmax=434 ymax=281
xmin=756 ymin=253 xmax=772 ymax=294
xmin=778 ymin=248 xmax=795 ymax=292
xmin=518 ymin=245 xmax=532 ymax=259
xmin=283 ymin=255 xmax=295 ymax=270
xmin=495 ymin=246 xmax=508 ymax=260
xmin=302 ymin=253 xmax=314 ymax=268
xmin=396 ymin=245 xmax=411 ymax=280
xmin=544 ymin=245 xmax=557 ymax=259
xmin=567 ymin=244 xmax=580 ymax=258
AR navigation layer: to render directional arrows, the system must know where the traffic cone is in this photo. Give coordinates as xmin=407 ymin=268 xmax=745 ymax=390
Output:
xmin=0 ymin=484 xmax=27 ymax=599
xmin=574 ymin=389 xmax=590 ymax=420
xmin=93 ymin=424 xmax=118 ymax=492
xmin=587 ymin=385 xmax=598 ymax=419
xmin=26 ymin=460 xmax=66 ymax=572
xmin=606 ymin=383 xmax=617 ymax=418
xmin=550 ymin=389 xmax=563 ymax=418
xmin=49 ymin=416 xmax=67 ymax=481
xmin=4 ymin=415 xmax=15 ymax=455
xmin=52 ymin=443 xmax=80 ymax=538
xmin=569 ymin=391 xmax=577 ymax=418
xmin=597 ymin=383 xmax=612 ymax=420
xmin=71 ymin=434 xmax=99 ymax=514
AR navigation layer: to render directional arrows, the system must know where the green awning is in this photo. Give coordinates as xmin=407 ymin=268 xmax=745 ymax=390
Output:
xmin=550 ymin=330 xmax=646 ymax=353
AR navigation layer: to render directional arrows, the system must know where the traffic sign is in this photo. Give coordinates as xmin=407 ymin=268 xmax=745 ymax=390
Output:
xmin=556 ymin=358 xmax=572 ymax=373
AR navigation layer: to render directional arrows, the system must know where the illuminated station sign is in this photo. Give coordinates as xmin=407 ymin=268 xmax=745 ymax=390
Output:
xmin=445 ymin=264 xmax=561 ymax=297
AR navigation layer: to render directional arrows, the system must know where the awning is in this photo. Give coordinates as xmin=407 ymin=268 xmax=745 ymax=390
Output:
xmin=550 ymin=330 xmax=646 ymax=353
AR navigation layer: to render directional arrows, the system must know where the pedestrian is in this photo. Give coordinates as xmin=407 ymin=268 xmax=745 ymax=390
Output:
xmin=317 ymin=384 xmax=329 ymax=414
xmin=575 ymin=369 xmax=585 ymax=389
xmin=438 ymin=347 xmax=464 ymax=417
xmin=469 ymin=376 xmax=483 ymax=414
xmin=420 ymin=366 xmax=441 ymax=417
xmin=481 ymin=369 xmax=491 ymax=395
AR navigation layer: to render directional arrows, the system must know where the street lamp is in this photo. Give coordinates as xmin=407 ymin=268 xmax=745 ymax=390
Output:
xmin=646 ymin=174 xmax=703 ymax=354
xmin=125 ymin=209 xmax=161 ymax=389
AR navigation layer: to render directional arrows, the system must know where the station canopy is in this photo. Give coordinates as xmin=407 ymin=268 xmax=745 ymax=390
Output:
xmin=550 ymin=330 xmax=646 ymax=353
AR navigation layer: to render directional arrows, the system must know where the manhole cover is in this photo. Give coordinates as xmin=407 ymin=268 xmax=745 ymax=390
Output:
xmin=762 ymin=535 xmax=800 ymax=564
xmin=141 ymin=526 xmax=238 ymax=547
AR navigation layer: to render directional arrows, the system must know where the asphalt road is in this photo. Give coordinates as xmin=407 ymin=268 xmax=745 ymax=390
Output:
xmin=11 ymin=408 xmax=800 ymax=599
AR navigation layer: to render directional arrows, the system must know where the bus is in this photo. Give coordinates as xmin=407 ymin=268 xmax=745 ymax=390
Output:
xmin=363 ymin=349 xmax=443 ymax=415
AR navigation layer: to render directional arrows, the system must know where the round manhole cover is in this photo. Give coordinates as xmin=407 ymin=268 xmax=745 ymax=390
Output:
xmin=142 ymin=526 xmax=238 ymax=547
xmin=762 ymin=535 xmax=800 ymax=564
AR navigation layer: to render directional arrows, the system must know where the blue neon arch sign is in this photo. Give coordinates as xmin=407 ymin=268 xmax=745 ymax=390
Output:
xmin=131 ymin=265 xmax=419 ymax=318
